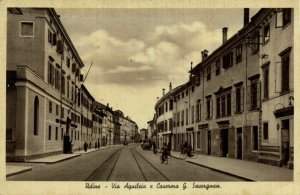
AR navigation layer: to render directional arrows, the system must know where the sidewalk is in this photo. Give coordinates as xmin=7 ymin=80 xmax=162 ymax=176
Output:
xmin=6 ymin=165 xmax=32 ymax=177
xmin=171 ymin=151 xmax=293 ymax=181
xmin=6 ymin=145 xmax=120 ymax=176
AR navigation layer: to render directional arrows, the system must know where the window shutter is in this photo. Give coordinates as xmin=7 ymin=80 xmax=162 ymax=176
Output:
xmin=247 ymin=85 xmax=251 ymax=110
xmin=241 ymin=87 xmax=244 ymax=112
xmin=257 ymin=81 xmax=261 ymax=109
xmin=210 ymin=98 xmax=213 ymax=119
xmin=48 ymin=62 xmax=51 ymax=84
xmin=232 ymin=88 xmax=236 ymax=114
xmin=48 ymin=29 xmax=51 ymax=43
xmin=275 ymin=61 xmax=282 ymax=93
xmin=53 ymin=33 xmax=57 ymax=45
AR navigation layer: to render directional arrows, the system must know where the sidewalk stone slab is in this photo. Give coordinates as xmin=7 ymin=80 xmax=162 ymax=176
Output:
xmin=6 ymin=165 xmax=32 ymax=177
xmin=26 ymin=153 xmax=80 ymax=164
xmin=171 ymin=151 xmax=293 ymax=181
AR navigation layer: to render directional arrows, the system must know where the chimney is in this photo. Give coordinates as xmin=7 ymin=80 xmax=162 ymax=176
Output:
xmin=107 ymin=103 xmax=109 ymax=107
xmin=169 ymin=82 xmax=172 ymax=91
xmin=162 ymin=88 xmax=165 ymax=96
xmin=244 ymin=8 xmax=249 ymax=26
xmin=201 ymin=50 xmax=209 ymax=61
xmin=222 ymin=27 xmax=228 ymax=44
xmin=157 ymin=97 xmax=159 ymax=102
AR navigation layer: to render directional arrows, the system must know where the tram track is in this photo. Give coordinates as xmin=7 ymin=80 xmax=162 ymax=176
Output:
xmin=85 ymin=147 xmax=123 ymax=181
xmin=130 ymin=147 xmax=170 ymax=181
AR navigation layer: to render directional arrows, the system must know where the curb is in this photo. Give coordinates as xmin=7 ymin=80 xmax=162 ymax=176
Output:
xmin=46 ymin=154 xmax=81 ymax=164
xmin=26 ymin=154 xmax=81 ymax=164
xmin=186 ymin=160 xmax=257 ymax=181
xmin=6 ymin=167 xmax=32 ymax=177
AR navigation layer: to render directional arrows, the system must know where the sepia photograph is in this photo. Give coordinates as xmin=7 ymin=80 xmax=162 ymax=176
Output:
xmin=1 ymin=1 xmax=298 ymax=194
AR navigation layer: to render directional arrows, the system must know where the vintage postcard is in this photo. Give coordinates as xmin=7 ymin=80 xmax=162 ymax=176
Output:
xmin=1 ymin=0 xmax=299 ymax=194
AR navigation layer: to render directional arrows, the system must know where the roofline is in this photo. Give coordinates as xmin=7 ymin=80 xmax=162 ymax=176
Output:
xmin=81 ymin=84 xmax=95 ymax=101
xmin=190 ymin=8 xmax=273 ymax=74
xmin=49 ymin=8 xmax=85 ymax=68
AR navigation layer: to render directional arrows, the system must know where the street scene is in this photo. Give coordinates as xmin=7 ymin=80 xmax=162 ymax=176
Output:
xmin=6 ymin=7 xmax=294 ymax=183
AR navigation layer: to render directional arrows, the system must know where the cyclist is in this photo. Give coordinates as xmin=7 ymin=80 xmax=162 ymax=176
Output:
xmin=160 ymin=143 xmax=168 ymax=163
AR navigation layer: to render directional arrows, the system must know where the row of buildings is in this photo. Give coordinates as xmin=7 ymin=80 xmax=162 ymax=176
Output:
xmin=6 ymin=8 xmax=138 ymax=161
xmin=149 ymin=8 xmax=294 ymax=168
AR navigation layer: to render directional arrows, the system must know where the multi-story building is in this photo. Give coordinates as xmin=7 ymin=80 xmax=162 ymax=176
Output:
xmin=6 ymin=8 xmax=85 ymax=161
xmin=153 ymin=8 xmax=294 ymax=168
xmin=80 ymin=85 xmax=94 ymax=148
xmin=257 ymin=8 xmax=294 ymax=168
xmin=155 ymin=83 xmax=175 ymax=148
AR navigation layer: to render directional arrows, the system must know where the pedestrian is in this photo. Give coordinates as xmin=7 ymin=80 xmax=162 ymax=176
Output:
xmin=89 ymin=141 xmax=92 ymax=149
xmin=187 ymin=143 xmax=193 ymax=157
xmin=167 ymin=142 xmax=171 ymax=156
xmin=84 ymin=141 xmax=88 ymax=152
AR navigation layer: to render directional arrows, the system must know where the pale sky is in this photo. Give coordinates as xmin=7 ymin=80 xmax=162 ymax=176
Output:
xmin=56 ymin=8 xmax=259 ymax=129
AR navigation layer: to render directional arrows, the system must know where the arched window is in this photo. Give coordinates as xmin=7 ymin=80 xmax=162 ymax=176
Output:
xmin=34 ymin=96 xmax=39 ymax=135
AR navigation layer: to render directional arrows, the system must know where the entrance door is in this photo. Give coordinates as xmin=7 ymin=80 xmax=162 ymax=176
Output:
xmin=221 ymin=129 xmax=229 ymax=157
xmin=281 ymin=119 xmax=290 ymax=166
xmin=207 ymin=131 xmax=211 ymax=155
xmin=236 ymin=128 xmax=243 ymax=159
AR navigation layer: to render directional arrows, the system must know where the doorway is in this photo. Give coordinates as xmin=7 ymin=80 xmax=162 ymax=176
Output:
xmin=281 ymin=119 xmax=290 ymax=166
xmin=236 ymin=128 xmax=243 ymax=159
xmin=220 ymin=129 xmax=229 ymax=157
xmin=207 ymin=131 xmax=211 ymax=155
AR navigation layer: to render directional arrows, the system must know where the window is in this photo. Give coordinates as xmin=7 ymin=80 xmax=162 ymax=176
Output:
xmin=48 ymin=61 xmax=55 ymax=86
xmin=250 ymin=31 xmax=260 ymax=54
xmin=55 ymin=127 xmax=58 ymax=140
xmin=197 ymin=100 xmax=201 ymax=122
xmin=182 ymin=92 xmax=184 ymax=98
xmin=207 ymin=65 xmax=211 ymax=80
xmin=186 ymin=90 xmax=188 ymax=96
xmin=181 ymin=110 xmax=184 ymax=126
xmin=191 ymin=106 xmax=194 ymax=124
xmin=48 ymin=126 xmax=52 ymax=140
xmin=216 ymin=92 xmax=231 ymax=118
xmin=34 ymin=96 xmax=39 ymax=135
xmin=55 ymin=69 xmax=60 ymax=90
xmin=61 ymin=107 xmax=64 ymax=119
xmin=263 ymin=66 xmax=269 ymax=99
xmin=49 ymin=100 xmax=52 ymax=113
xmin=169 ymin=99 xmax=173 ymax=110
xmin=6 ymin=128 xmax=12 ymax=140
xmin=197 ymin=131 xmax=200 ymax=149
xmin=236 ymin=44 xmax=242 ymax=64
xmin=252 ymin=126 xmax=258 ymax=150
xmin=177 ymin=112 xmax=180 ymax=126
xmin=216 ymin=59 xmax=220 ymax=75
xmin=280 ymin=49 xmax=291 ymax=93
xmin=263 ymin=122 xmax=269 ymax=140
xmin=248 ymin=78 xmax=261 ymax=110
xmin=206 ymin=96 xmax=212 ymax=119
xmin=186 ymin=108 xmax=188 ymax=125
xmin=67 ymin=58 xmax=70 ymax=68
xmin=20 ymin=21 xmax=34 ymax=37
xmin=169 ymin=119 xmax=173 ymax=131
xmin=282 ymin=8 xmax=291 ymax=27
xmin=61 ymin=75 xmax=65 ymax=95
xmin=223 ymin=52 xmax=233 ymax=69
xmin=56 ymin=104 xmax=59 ymax=116
xmin=61 ymin=128 xmax=64 ymax=140
xmin=235 ymin=85 xmax=244 ymax=113
xmin=48 ymin=29 xmax=56 ymax=45
xmin=165 ymin=102 xmax=168 ymax=112
xmin=263 ymin=24 xmax=270 ymax=43
xmin=67 ymin=81 xmax=70 ymax=98
xmin=164 ymin=120 xmax=168 ymax=131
